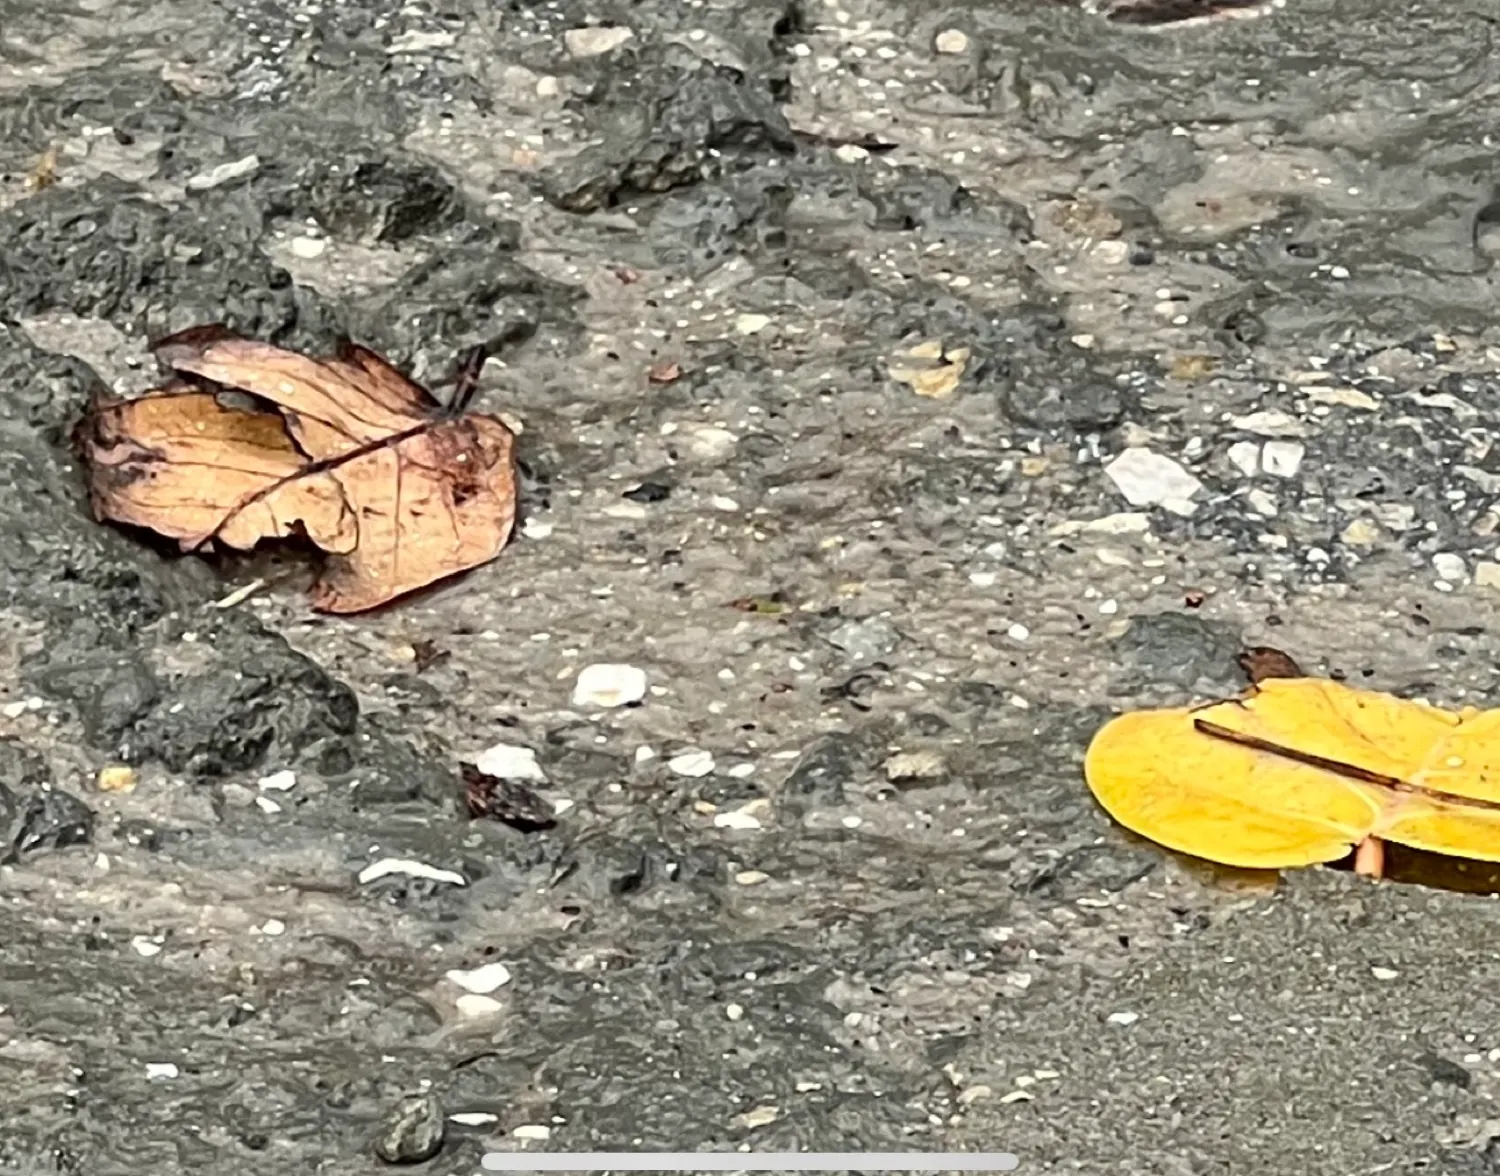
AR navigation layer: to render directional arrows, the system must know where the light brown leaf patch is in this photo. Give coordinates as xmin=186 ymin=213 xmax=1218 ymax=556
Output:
xmin=75 ymin=324 xmax=518 ymax=613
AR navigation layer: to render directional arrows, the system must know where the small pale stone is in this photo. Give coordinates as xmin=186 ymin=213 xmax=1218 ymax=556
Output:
xmin=1475 ymin=561 xmax=1500 ymax=589
xmin=833 ymin=143 xmax=868 ymax=163
xmin=450 ymin=1112 xmax=499 ymax=1127
xmin=934 ymin=28 xmax=970 ymax=53
xmin=735 ymin=313 xmax=772 ymax=334
xmin=572 ymin=663 xmax=648 ymax=708
xmin=445 ymin=962 xmax=512 ymax=994
xmin=668 ymin=749 xmax=715 ymax=777
xmin=1371 ymin=966 xmax=1399 ymax=981
xmin=1307 ymin=385 xmax=1379 ymax=410
xmin=564 ymin=25 xmax=634 ymax=56
xmin=734 ymin=1105 xmax=781 ymax=1129
xmin=1232 ymin=410 xmax=1306 ymax=437
xmin=726 ymin=1003 xmax=745 ymax=1021
xmin=735 ymin=870 xmax=769 ymax=885
xmin=1227 ymin=440 xmax=1261 ymax=477
xmin=145 ymin=1063 xmax=179 ymax=1079
xmin=256 ymin=918 xmax=286 ymax=936
xmin=1261 ymin=441 xmax=1305 ymax=478
xmin=1083 ymin=512 xmax=1151 ymax=535
xmin=131 ymin=936 xmax=162 ymax=957
xmin=957 ymin=1084 xmax=993 ymax=1105
xmin=358 ymin=858 xmax=466 ymax=887
xmin=475 ymin=743 xmax=546 ymax=782
xmin=1433 ymin=552 xmax=1467 ymax=583
xmin=685 ymin=425 xmax=737 ymax=459
xmin=185 ymin=154 xmax=260 ymax=191
xmin=1107 ymin=1011 xmax=1140 ymax=1026
xmin=387 ymin=29 xmax=456 ymax=53
xmin=254 ymin=796 xmax=281 ymax=815
xmin=512 ymin=1124 xmax=551 ymax=1141
xmin=455 ymin=993 xmax=505 ymax=1018
xmin=97 ymin=765 xmax=137 ymax=793
xmin=884 ymin=750 xmax=946 ymax=781
xmin=1247 ymin=489 xmax=1278 ymax=517
xmin=522 ymin=517 xmax=554 ymax=539
xmin=1104 ymin=448 xmax=1203 ymax=510
xmin=288 ymin=235 xmax=327 ymax=259
xmin=603 ymin=501 xmax=648 ymax=520
xmin=1341 ymin=518 xmax=1381 ymax=546
xmin=714 ymin=810 xmax=763 ymax=830
xmin=257 ymin=769 xmax=296 ymax=791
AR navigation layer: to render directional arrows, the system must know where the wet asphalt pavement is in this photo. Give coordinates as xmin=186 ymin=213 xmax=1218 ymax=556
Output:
xmin=6 ymin=0 xmax=1500 ymax=1172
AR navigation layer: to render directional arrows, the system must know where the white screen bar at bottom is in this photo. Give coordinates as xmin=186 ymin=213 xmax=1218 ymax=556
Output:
xmin=480 ymin=1154 xmax=1020 ymax=1171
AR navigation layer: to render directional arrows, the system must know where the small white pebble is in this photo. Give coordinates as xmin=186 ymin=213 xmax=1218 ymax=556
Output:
xmin=1107 ymin=1011 xmax=1140 ymax=1026
xmin=1371 ymin=966 xmax=1399 ymax=981
xmin=1433 ymin=553 xmax=1467 ymax=583
xmin=726 ymin=1003 xmax=745 ymax=1021
xmin=714 ymin=810 xmax=763 ymax=831
xmin=455 ymin=994 xmax=505 ymax=1019
xmin=573 ymin=663 xmax=648 ymax=708
xmin=668 ymin=750 xmax=715 ymax=777
xmin=474 ymin=743 xmax=546 ymax=782
xmin=512 ymin=1124 xmax=552 ymax=1141
xmin=257 ymin=769 xmax=296 ymax=791
xmin=130 ymin=936 xmax=162 ymax=958
xmin=735 ymin=870 xmax=769 ymax=885
xmin=288 ymin=235 xmax=327 ymax=259
xmin=446 ymin=962 xmax=513 ymax=994
xmin=358 ymin=858 xmax=467 ymax=887
xmin=255 ymin=919 xmax=286 ymax=937
xmin=145 ymin=1063 xmax=179 ymax=1079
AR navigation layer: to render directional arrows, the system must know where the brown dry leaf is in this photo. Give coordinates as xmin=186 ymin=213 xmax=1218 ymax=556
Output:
xmin=77 ymin=386 xmax=358 ymax=553
xmin=25 ymin=147 xmax=58 ymax=191
xmin=647 ymin=361 xmax=682 ymax=384
xmin=77 ymin=325 xmax=518 ymax=613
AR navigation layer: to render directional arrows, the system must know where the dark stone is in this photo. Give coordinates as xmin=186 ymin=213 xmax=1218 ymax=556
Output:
xmin=995 ymin=350 xmax=1127 ymax=432
xmin=778 ymin=732 xmax=874 ymax=812
xmin=623 ymin=480 xmax=674 ymax=503
xmin=372 ymin=1093 xmax=445 ymax=1164
xmin=542 ymin=46 xmax=795 ymax=213
xmin=1112 ymin=612 xmax=1243 ymax=692
xmin=8 ymin=787 xmax=94 ymax=862
xmin=0 ymin=176 xmax=338 ymax=346
xmin=1416 ymin=1050 xmax=1472 ymax=1089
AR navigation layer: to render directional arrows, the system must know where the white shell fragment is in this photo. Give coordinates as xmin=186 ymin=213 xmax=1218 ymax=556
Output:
xmin=572 ymin=663 xmax=648 ymax=708
xmin=1104 ymin=448 xmax=1204 ymax=514
xmin=474 ymin=743 xmax=546 ymax=782
xmin=357 ymin=858 xmax=467 ymax=887
xmin=445 ymin=962 xmax=513 ymax=995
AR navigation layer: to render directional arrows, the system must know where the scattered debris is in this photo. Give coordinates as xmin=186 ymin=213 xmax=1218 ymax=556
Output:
xmin=889 ymin=339 xmax=971 ymax=399
xmin=462 ymin=763 xmax=557 ymax=831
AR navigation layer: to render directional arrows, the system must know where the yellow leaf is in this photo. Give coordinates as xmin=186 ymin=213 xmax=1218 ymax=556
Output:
xmin=1084 ymin=677 xmax=1500 ymax=872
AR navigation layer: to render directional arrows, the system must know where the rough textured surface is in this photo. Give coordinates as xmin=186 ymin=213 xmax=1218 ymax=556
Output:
xmin=4 ymin=0 xmax=1500 ymax=1172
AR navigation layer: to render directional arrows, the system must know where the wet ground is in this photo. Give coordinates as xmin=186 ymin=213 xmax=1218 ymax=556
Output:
xmin=4 ymin=0 xmax=1500 ymax=1171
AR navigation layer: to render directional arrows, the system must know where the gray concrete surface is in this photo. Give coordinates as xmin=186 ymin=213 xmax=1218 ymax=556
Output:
xmin=3 ymin=0 xmax=1500 ymax=1171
